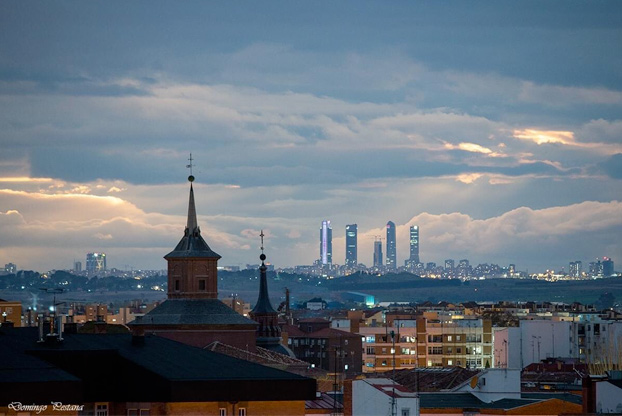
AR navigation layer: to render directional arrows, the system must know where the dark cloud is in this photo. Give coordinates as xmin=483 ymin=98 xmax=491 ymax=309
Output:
xmin=600 ymin=154 xmax=622 ymax=179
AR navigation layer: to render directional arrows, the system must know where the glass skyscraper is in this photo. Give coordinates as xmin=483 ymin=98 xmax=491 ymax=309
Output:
xmin=320 ymin=220 xmax=332 ymax=266
xmin=409 ymin=225 xmax=420 ymax=264
xmin=373 ymin=240 xmax=383 ymax=268
xmin=386 ymin=221 xmax=396 ymax=270
xmin=345 ymin=224 xmax=357 ymax=268
xmin=86 ymin=252 xmax=106 ymax=273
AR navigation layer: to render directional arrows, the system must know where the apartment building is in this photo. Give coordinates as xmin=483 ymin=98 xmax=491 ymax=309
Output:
xmin=359 ymin=324 xmax=418 ymax=372
xmin=417 ymin=312 xmax=493 ymax=369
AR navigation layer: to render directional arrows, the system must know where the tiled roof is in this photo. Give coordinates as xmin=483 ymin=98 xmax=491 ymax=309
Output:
xmin=205 ymin=341 xmax=309 ymax=368
xmin=419 ymin=393 xmax=540 ymax=409
xmin=522 ymin=392 xmax=583 ymax=405
xmin=388 ymin=367 xmax=480 ymax=392
xmin=129 ymin=299 xmax=258 ymax=326
xmin=299 ymin=318 xmax=330 ymax=323
xmin=282 ymin=324 xmax=306 ymax=337
xmin=306 ymin=392 xmax=341 ymax=410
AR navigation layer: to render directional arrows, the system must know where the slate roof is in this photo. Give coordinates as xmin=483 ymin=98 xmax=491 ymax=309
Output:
xmin=130 ymin=299 xmax=258 ymax=327
xmin=164 ymin=184 xmax=220 ymax=259
xmin=251 ymin=263 xmax=277 ymax=314
xmin=1 ymin=327 xmax=316 ymax=404
xmin=165 ymin=229 xmax=221 ymax=259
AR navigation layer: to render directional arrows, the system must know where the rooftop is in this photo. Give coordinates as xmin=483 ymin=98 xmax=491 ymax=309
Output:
xmin=130 ymin=298 xmax=258 ymax=327
xmin=1 ymin=327 xmax=316 ymax=404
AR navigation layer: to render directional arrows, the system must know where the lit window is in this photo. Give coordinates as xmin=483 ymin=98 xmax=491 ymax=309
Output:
xmin=238 ymin=409 xmax=247 ymax=416
xmin=219 ymin=409 xmax=227 ymax=416
xmin=447 ymin=335 xmax=452 ymax=341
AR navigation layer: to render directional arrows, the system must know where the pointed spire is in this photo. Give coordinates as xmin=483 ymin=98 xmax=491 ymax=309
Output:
xmin=252 ymin=230 xmax=276 ymax=314
xmin=165 ymin=154 xmax=220 ymax=260
xmin=187 ymin=183 xmax=198 ymax=232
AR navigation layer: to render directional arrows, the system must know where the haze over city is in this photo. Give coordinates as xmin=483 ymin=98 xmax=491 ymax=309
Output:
xmin=1 ymin=2 xmax=621 ymax=273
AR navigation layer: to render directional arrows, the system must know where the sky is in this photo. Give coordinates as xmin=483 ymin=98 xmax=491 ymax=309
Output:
xmin=1 ymin=1 xmax=621 ymax=273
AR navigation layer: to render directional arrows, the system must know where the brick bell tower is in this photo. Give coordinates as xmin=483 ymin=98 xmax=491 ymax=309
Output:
xmin=129 ymin=157 xmax=258 ymax=351
xmin=165 ymin=173 xmax=221 ymax=299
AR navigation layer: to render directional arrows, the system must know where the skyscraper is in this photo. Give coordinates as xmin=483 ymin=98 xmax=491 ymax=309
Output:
xmin=602 ymin=257 xmax=614 ymax=277
xmin=345 ymin=224 xmax=358 ymax=268
xmin=320 ymin=220 xmax=332 ymax=266
xmin=409 ymin=225 xmax=420 ymax=264
xmin=86 ymin=253 xmax=106 ymax=273
xmin=373 ymin=240 xmax=383 ymax=268
xmin=386 ymin=221 xmax=396 ymax=270
xmin=444 ymin=259 xmax=454 ymax=270
xmin=569 ymin=261 xmax=582 ymax=278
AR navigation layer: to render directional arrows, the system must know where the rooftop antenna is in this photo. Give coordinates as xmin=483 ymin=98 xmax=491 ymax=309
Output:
xmin=186 ymin=153 xmax=195 ymax=182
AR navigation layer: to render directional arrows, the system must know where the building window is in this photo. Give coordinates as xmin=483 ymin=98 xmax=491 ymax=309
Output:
xmin=428 ymin=346 xmax=443 ymax=355
xmin=128 ymin=411 xmax=150 ymax=416
xmin=457 ymin=347 xmax=462 ymax=354
xmin=96 ymin=403 xmax=108 ymax=416
xmin=199 ymin=280 xmax=206 ymax=291
xmin=448 ymin=359 xmax=453 ymax=365
xmin=401 ymin=409 xmax=410 ymax=416
xmin=175 ymin=280 xmax=180 ymax=291
xmin=447 ymin=335 xmax=452 ymax=341
xmin=219 ymin=409 xmax=227 ymax=416
xmin=456 ymin=335 xmax=461 ymax=341
xmin=238 ymin=408 xmax=247 ymax=416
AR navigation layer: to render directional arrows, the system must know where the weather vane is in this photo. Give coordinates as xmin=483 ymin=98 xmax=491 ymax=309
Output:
xmin=260 ymin=230 xmax=266 ymax=262
xmin=186 ymin=153 xmax=195 ymax=182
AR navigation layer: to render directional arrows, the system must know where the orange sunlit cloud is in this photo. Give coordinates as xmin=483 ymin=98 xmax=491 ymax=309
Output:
xmin=513 ymin=129 xmax=575 ymax=145
xmin=443 ymin=142 xmax=505 ymax=157
xmin=0 ymin=177 xmax=55 ymax=183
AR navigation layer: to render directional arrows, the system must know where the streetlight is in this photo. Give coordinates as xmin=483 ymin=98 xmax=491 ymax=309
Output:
xmin=2 ymin=311 xmax=7 ymax=323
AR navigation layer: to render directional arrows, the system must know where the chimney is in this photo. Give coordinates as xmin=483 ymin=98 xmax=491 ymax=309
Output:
xmin=38 ymin=316 xmax=44 ymax=341
xmin=57 ymin=316 xmax=63 ymax=341
xmin=131 ymin=326 xmax=145 ymax=346
xmin=94 ymin=321 xmax=107 ymax=334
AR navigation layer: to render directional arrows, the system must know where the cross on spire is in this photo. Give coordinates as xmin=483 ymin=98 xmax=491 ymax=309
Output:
xmin=186 ymin=153 xmax=194 ymax=176
xmin=260 ymin=230 xmax=265 ymax=255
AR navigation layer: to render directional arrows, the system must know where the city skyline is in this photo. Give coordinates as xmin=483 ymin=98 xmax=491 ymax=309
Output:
xmin=0 ymin=2 xmax=621 ymax=272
